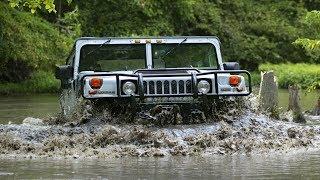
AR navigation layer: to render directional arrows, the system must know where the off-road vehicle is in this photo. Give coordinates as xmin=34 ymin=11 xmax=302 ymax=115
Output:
xmin=55 ymin=36 xmax=252 ymax=123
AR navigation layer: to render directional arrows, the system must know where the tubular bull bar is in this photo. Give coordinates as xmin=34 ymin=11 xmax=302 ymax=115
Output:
xmin=81 ymin=70 xmax=252 ymax=99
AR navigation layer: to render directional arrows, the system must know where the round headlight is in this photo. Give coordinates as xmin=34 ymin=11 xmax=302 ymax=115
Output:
xmin=122 ymin=81 xmax=136 ymax=95
xmin=197 ymin=80 xmax=210 ymax=94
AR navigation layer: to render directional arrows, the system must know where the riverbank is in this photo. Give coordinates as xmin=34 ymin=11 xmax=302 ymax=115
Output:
xmin=0 ymin=71 xmax=60 ymax=95
xmin=258 ymin=63 xmax=320 ymax=89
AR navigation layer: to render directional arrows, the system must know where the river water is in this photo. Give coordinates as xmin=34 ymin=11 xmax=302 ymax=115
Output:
xmin=0 ymin=89 xmax=318 ymax=124
xmin=1 ymin=151 xmax=320 ymax=179
xmin=0 ymin=90 xmax=319 ymax=179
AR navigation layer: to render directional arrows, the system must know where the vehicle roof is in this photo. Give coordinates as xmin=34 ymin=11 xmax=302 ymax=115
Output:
xmin=75 ymin=36 xmax=221 ymax=43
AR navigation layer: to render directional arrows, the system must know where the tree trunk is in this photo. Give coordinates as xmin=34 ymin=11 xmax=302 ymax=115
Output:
xmin=312 ymin=96 xmax=320 ymax=116
xmin=288 ymin=85 xmax=305 ymax=123
xmin=259 ymin=71 xmax=279 ymax=118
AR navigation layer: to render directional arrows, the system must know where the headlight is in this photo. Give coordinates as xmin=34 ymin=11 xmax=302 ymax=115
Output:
xmin=197 ymin=80 xmax=210 ymax=94
xmin=122 ymin=81 xmax=136 ymax=95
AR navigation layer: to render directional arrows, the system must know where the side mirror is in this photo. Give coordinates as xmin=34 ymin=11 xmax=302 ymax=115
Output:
xmin=223 ymin=62 xmax=240 ymax=70
xmin=55 ymin=65 xmax=74 ymax=80
xmin=55 ymin=65 xmax=74 ymax=89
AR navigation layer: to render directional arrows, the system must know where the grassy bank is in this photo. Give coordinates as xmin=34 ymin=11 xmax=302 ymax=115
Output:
xmin=258 ymin=63 xmax=320 ymax=89
xmin=0 ymin=71 xmax=59 ymax=95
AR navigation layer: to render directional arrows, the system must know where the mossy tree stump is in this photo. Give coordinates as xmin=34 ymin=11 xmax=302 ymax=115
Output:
xmin=259 ymin=71 xmax=279 ymax=118
xmin=288 ymin=85 xmax=306 ymax=123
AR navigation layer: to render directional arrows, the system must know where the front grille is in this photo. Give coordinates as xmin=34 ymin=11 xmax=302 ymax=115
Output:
xmin=143 ymin=79 xmax=192 ymax=95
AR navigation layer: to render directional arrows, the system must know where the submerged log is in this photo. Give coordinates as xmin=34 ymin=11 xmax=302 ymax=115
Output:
xmin=312 ymin=97 xmax=320 ymax=116
xmin=288 ymin=85 xmax=306 ymax=123
xmin=259 ymin=71 xmax=279 ymax=117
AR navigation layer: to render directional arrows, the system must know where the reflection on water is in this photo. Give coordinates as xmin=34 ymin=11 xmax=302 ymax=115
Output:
xmin=0 ymin=94 xmax=59 ymax=124
xmin=278 ymin=89 xmax=319 ymax=112
xmin=0 ymin=150 xmax=320 ymax=179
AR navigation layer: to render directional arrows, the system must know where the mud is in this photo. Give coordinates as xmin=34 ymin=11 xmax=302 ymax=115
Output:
xmin=1 ymin=96 xmax=320 ymax=159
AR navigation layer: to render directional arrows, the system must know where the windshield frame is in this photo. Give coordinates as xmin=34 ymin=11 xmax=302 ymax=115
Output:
xmin=73 ymin=37 xmax=223 ymax=78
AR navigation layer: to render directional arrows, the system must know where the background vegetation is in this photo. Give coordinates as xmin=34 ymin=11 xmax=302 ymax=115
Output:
xmin=259 ymin=63 xmax=320 ymax=90
xmin=0 ymin=0 xmax=319 ymax=94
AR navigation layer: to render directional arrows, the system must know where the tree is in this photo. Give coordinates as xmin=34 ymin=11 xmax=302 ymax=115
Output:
xmin=294 ymin=10 xmax=320 ymax=91
xmin=294 ymin=10 xmax=320 ymax=115
xmin=7 ymin=0 xmax=58 ymax=13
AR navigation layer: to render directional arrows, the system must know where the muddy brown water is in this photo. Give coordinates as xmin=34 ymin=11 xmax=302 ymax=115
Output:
xmin=0 ymin=90 xmax=320 ymax=179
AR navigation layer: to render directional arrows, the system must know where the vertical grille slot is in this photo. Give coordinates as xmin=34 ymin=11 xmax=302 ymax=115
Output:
xmin=143 ymin=81 xmax=147 ymax=94
xmin=156 ymin=81 xmax=162 ymax=94
xmin=179 ymin=80 xmax=184 ymax=94
xmin=186 ymin=80 xmax=192 ymax=93
xmin=171 ymin=80 xmax=177 ymax=94
xmin=164 ymin=80 xmax=169 ymax=94
xmin=149 ymin=81 xmax=155 ymax=94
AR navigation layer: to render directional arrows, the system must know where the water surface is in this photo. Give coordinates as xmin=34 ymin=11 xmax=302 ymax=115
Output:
xmin=278 ymin=89 xmax=319 ymax=112
xmin=0 ymin=151 xmax=320 ymax=179
xmin=0 ymin=94 xmax=59 ymax=124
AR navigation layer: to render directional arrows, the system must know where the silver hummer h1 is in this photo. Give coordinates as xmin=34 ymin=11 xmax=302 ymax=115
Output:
xmin=55 ymin=36 xmax=252 ymax=122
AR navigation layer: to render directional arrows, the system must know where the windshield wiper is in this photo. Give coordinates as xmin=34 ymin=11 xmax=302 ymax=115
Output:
xmin=84 ymin=39 xmax=111 ymax=58
xmin=160 ymin=38 xmax=187 ymax=59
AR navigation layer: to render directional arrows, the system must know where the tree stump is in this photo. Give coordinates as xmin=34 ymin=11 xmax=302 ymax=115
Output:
xmin=259 ymin=71 xmax=279 ymax=117
xmin=312 ymin=97 xmax=320 ymax=116
xmin=288 ymin=85 xmax=306 ymax=123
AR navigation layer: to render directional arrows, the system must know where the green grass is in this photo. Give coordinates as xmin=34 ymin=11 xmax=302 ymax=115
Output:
xmin=258 ymin=63 xmax=320 ymax=89
xmin=0 ymin=71 xmax=60 ymax=95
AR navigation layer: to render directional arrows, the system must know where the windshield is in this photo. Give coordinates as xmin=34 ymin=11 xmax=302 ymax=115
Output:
xmin=152 ymin=43 xmax=218 ymax=69
xmin=79 ymin=44 xmax=146 ymax=72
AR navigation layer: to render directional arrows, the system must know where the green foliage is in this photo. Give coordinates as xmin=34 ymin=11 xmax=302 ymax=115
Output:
xmin=58 ymin=6 xmax=81 ymax=37
xmin=293 ymin=10 xmax=320 ymax=92
xmin=8 ymin=0 xmax=56 ymax=13
xmin=259 ymin=63 xmax=320 ymax=89
xmin=294 ymin=10 xmax=320 ymax=63
xmin=8 ymin=0 xmax=73 ymax=13
xmin=0 ymin=71 xmax=60 ymax=94
xmin=0 ymin=2 xmax=72 ymax=82
xmin=77 ymin=0 xmax=309 ymax=70
xmin=2 ymin=0 xmax=320 ymax=94
xmin=250 ymin=72 xmax=261 ymax=87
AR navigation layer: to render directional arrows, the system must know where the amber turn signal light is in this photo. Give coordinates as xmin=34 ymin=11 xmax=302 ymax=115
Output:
xmin=90 ymin=78 xmax=103 ymax=89
xmin=229 ymin=75 xmax=240 ymax=86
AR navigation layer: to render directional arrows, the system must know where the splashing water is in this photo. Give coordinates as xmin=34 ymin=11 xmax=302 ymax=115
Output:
xmin=0 ymin=95 xmax=320 ymax=159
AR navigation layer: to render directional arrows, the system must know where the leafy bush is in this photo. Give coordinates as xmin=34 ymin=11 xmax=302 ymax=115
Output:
xmin=250 ymin=72 xmax=261 ymax=87
xmin=259 ymin=63 xmax=320 ymax=89
xmin=0 ymin=71 xmax=60 ymax=94
xmin=0 ymin=2 xmax=72 ymax=83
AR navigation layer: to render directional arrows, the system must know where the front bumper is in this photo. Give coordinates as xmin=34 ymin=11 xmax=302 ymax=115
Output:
xmin=81 ymin=70 xmax=252 ymax=99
